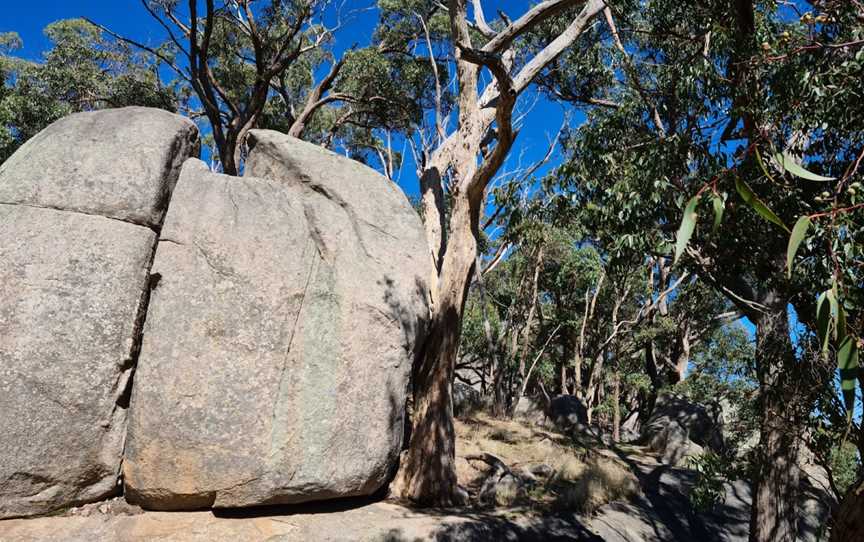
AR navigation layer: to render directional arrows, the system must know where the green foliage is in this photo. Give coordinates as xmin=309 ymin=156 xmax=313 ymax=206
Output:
xmin=687 ymin=451 xmax=729 ymax=511
xmin=828 ymin=441 xmax=861 ymax=496
xmin=774 ymin=151 xmax=835 ymax=182
xmin=787 ymin=216 xmax=811 ymax=278
xmin=734 ymin=176 xmax=789 ymax=233
xmin=0 ymin=19 xmax=176 ymax=162
xmin=549 ymin=0 xmax=861 ymax=432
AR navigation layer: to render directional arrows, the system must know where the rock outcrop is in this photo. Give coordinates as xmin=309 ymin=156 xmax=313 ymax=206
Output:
xmin=123 ymin=137 xmax=431 ymax=509
xmin=513 ymin=394 xmax=589 ymax=435
xmin=453 ymin=382 xmax=484 ymax=418
xmin=1 ymin=110 xmax=429 ymax=515
xmin=639 ymin=394 xmax=724 ymax=466
xmin=0 ymin=108 xmax=198 ymax=518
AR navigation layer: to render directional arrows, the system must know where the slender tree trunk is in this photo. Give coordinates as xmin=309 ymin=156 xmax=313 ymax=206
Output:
xmin=669 ymin=324 xmax=691 ymax=384
xmin=393 ymin=196 xmax=477 ymax=506
xmin=749 ymin=297 xmax=804 ymax=542
xmin=573 ymin=349 xmax=583 ymax=399
xmin=560 ymin=363 xmax=569 ymax=395
xmin=516 ymin=246 xmax=544 ymax=396
xmin=612 ymin=371 xmax=621 ymax=443
xmin=492 ymin=354 xmax=507 ymax=417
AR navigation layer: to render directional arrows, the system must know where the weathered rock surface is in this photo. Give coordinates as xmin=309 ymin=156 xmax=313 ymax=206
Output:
xmin=0 ymin=108 xmax=198 ymax=518
xmin=640 ymin=394 xmax=724 ymax=466
xmin=0 ymin=206 xmax=155 ymax=518
xmin=0 ymin=502 xmax=605 ymax=542
xmin=588 ymin=454 xmax=834 ymax=542
xmin=124 ymin=150 xmax=431 ymax=509
xmin=548 ymin=395 xmax=588 ymax=429
xmin=453 ymin=381 xmax=484 ymax=418
xmin=513 ymin=396 xmax=548 ymax=426
xmin=0 ymin=106 xmax=199 ymax=227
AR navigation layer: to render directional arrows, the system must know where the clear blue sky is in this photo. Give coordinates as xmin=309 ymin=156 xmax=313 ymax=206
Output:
xmin=2 ymin=0 xmax=570 ymax=200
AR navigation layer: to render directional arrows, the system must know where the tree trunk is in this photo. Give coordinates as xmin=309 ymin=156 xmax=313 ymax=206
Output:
xmin=831 ymin=478 xmax=864 ymax=542
xmin=667 ymin=322 xmax=691 ymax=384
xmin=420 ymin=166 xmax=447 ymax=271
xmin=393 ymin=196 xmax=476 ymax=506
xmin=573 ymin=349 xmax=583 ymax=399
xmin=516 ymin=246 xmax=544 ymax=395
xmin=560 ymin=363 xmax=569 ymax=395
xmin=749 ymin=298 xmax=804 ymax=542
xmin=612 ymin=371 xmax=620 ymax=443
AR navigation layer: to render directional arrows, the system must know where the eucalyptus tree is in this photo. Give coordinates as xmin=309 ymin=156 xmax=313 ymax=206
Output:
xmin=546 ymin=1 xmax=862 ymax=539
xmin=382 ymin=0 xmax=612 ymax=506
xmin=92 ymin=0 xmax=432 ymax=175
xmin=0 ymin=19 xmax=175 ymax=162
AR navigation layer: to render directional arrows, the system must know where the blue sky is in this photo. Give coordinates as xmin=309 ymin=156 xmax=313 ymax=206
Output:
xmin=2 ymin=0 xmax=570 ymax=201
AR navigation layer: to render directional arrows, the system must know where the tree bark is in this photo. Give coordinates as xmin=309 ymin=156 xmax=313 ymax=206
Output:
xmin=749 ymin=297 xmax=804 ymax=542
xmin=392 ymin=195 xmax=477 ymax=506
xmin=612 ymin=371 xmax=621 ymax=443
xmin=831 ymin=478 xmax=864 ymax=542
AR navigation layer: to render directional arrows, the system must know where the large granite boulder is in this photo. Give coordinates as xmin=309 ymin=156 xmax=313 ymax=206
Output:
xmin=124 ymin=145 xmax=431 ymax=509
xmin=0 ymin=107 xmax=198 ymax=227
xmin=0 ymin=108 xmax=198 ymax=518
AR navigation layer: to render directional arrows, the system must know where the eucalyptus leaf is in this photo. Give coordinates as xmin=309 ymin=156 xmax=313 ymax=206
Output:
xmin=817 ymin=290 xmax=831 ymax=353
xmin=774 ymin=152 xmax=836 ymax=181
xmin=711 ymin=194 xmax=724 ymax=234
xmin=838 ymin=335 xmax=859 ymax=413
xmin=828 ymin=287 xmax=840 ymax=341
xmin=735 ymin=177 xmax=790 ymax=233
xmin=786 ymin=216 xmax=811 ymax=279
xmin=674 ymin=195 xmax=700 ymax=264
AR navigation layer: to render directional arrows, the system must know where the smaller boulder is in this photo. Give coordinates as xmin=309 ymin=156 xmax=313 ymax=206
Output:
xmin=528 ymin=463 xmax=555 ymax=479
xmin=645 ymin=423 xmax=705 ymax=466
xmin=549 ymin=395 xmax=589 ymax=428
xmin=478 ymin=472 xmax=528 ymax=507
xmin=640 ymin=394 xmax=723 ymax=466
xmin=513 ymin=396 xmax=547 ymax=426
xmin=453 ymin=381 xmax=483 ymax=418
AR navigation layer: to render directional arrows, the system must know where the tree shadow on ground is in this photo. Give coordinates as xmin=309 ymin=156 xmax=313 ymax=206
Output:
xmin=600 ymin=438 xmax=719 ymax=542
xmin=374 ymin=508 xmax=604 ymax=542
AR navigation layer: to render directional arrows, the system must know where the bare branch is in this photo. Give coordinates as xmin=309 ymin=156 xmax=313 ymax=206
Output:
xmin=482 ymin=0 xmax=585 ymax=54
xmin=511 ymin=0 xmax=605 ymax=96
xmin=603 ymin=7 xmax=666 ymax=136
xmin=471 ymin=0 xmax=496 ymax=38
xmin=417 ymin=12 xmax=447 ymax=143
xmin=288 ymin=56 xmax=348 ymax=138
xmin=82 ymin=18 xmax=190 ymax=83
xmin=481 ymin=242 xmax=511 ymax=276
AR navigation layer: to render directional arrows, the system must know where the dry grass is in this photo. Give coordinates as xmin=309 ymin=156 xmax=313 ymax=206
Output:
xmin=455 ymin=413 xmax=581 ymax=489
xmin=552 ymin=457 xmax=640 ymax=514
xmin=454 ymin=412 xmax=639 ymax=514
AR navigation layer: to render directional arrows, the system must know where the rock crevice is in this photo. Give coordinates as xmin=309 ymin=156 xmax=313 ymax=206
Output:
xmin=0 ymin=107 xmax=199 ymax=519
